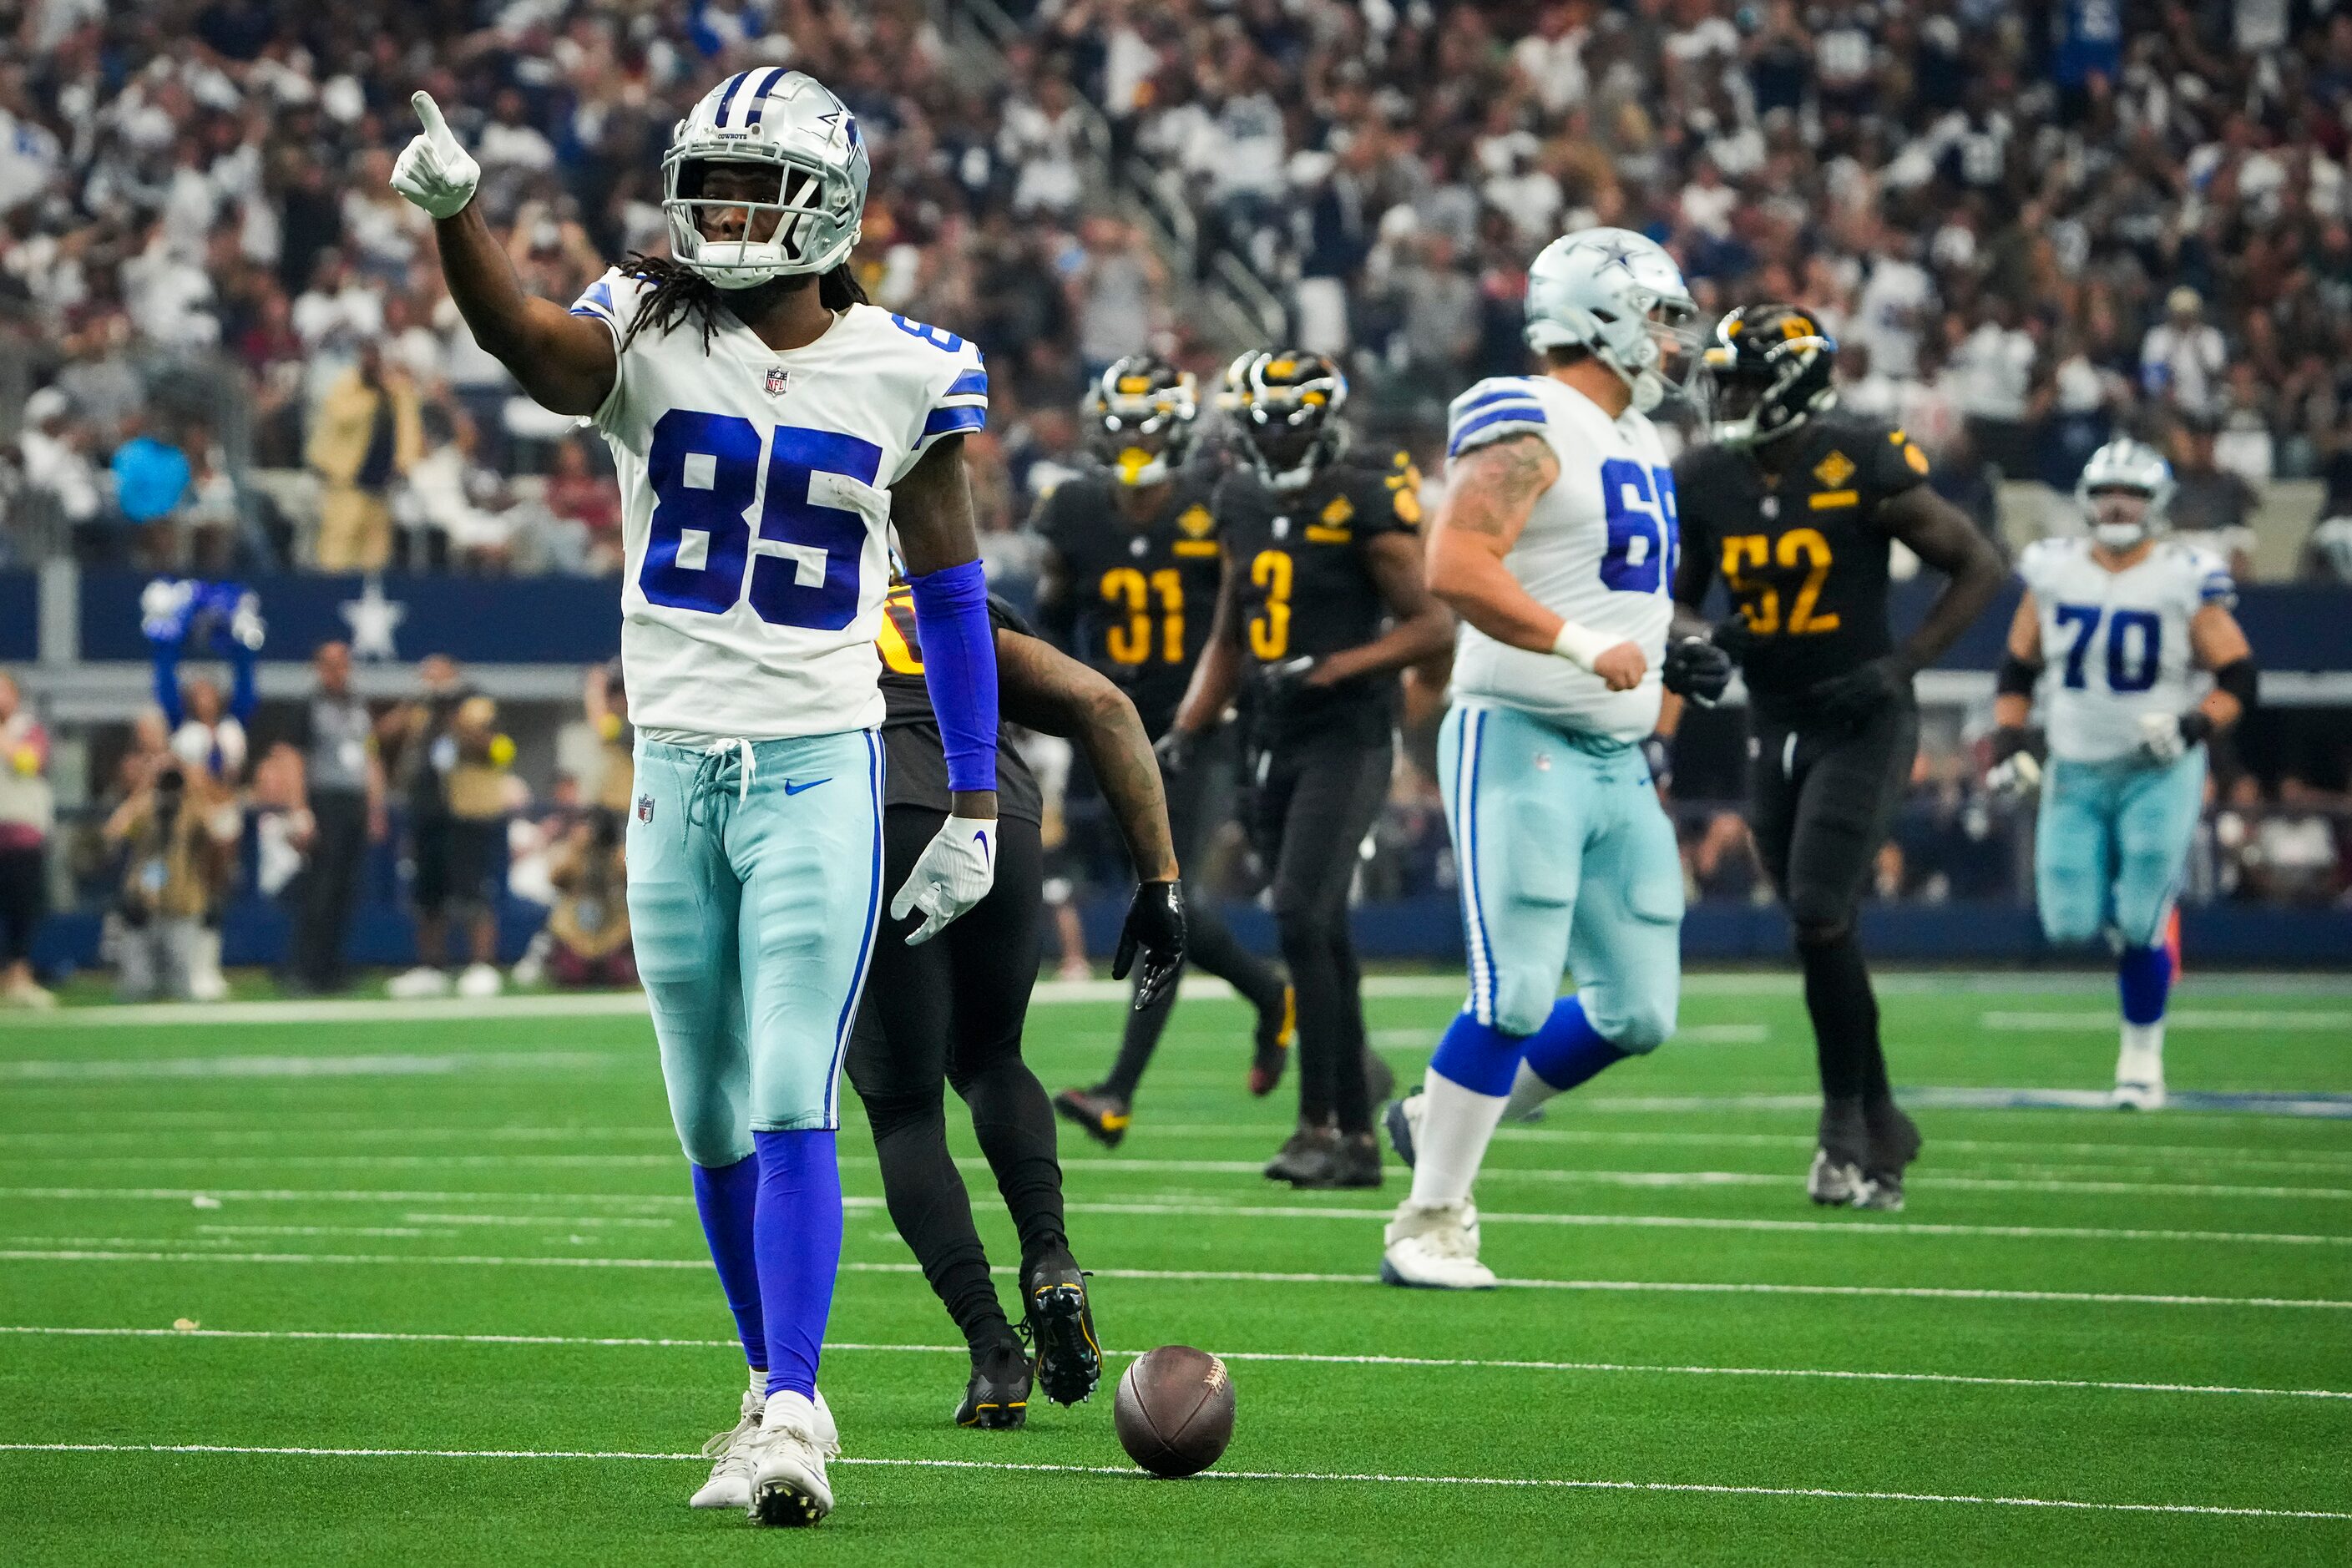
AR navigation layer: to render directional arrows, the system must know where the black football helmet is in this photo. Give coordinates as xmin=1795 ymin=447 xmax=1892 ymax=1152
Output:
xmin=1240 ymin=350 xmax=1350 ymax=491
xmin=1697 ymin=305 xmax=1839 ymax=448
xmin=1084 ymin=354 xmax=1199 ymax=487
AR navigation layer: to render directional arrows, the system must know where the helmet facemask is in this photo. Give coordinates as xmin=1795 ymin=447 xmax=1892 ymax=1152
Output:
xmin=1087 ymin=360 xmax=1198 ymax=487
xmin=663 ymin=148 xmax=859 ymax=288
xmin=1242 ymin=353 xmax=1349 ymax=490
xmin=2086 ymin=487 xmax=2157 ymax=551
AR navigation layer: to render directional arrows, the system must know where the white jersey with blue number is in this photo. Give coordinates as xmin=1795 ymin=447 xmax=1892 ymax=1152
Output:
xmin=2018 ymin=536 xmax=2231 ymax=764
xmin=1442 ymin=375 xmax=1677 ymax=741
xmin=570 ymin=270 xmax=987 ymax=741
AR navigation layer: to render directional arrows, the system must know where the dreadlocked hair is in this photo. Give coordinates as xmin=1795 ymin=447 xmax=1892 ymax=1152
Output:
xmin=615 ymin=253 xmax=871 ymax=352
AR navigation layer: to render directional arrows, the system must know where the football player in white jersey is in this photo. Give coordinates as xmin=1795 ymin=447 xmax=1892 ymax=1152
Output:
xmin=1379 ymin=230 xmax=1733 ymax=1288
xmin=1990 ymin=438 xmax=2257 ymax=1110
xmin=394 ymin=71 xmax=1003 ymax=1525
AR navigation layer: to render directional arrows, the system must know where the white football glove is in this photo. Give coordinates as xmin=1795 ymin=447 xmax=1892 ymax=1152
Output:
xmin=2136 ymin=710 xmax=2188 ymax=766
xmin=390 ymin=91 xmax=480 ymax=220
xmin=889 ymin=814 xmax=998 ymax=945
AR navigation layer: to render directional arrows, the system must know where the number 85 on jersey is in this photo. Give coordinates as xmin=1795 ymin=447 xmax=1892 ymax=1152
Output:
xmin=638 ymin=407 xmax=885 ymax=632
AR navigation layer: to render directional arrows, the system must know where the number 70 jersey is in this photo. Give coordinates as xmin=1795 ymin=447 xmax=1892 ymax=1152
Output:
xmin=2018 ymin=535 xmax=2233 ymax=764
xmin=571 ymin=268 xmax=987 ymax=741
xmin=1443 ymin=375 xmax=1677 ymax=741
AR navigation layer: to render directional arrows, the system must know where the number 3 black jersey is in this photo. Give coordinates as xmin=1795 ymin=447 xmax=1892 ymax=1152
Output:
xmin=1215 ymin=450 xmax=1424 ymax=746
xmin=1034 ymin=468 xmax=1226 ymax=740
xmin=1674 ymin=412 xmax=1931 ymax=710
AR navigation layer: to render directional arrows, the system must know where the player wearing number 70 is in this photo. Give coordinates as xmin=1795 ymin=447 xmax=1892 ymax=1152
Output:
xmin=1990 ymin=438 xmax=2258 ymax=1112
xmin=1378 ymin=230 xmax=1732 ymax=1289
xmin=393 ymin=73 xmax=999 ymax=1527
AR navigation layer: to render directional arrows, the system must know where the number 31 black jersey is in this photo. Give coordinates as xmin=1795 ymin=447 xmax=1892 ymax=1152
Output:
xmin=1674 ymin=412 xmax=1930 ymax=709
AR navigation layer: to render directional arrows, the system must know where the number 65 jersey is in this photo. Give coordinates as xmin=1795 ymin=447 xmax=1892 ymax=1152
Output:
xmin=2018 ymin=535 xmax=2232 ymax=764
xmin=570 ymin=268 xmax=987 ymax=741
xmin=1444 ymin=376 xmax=1677 ymax=741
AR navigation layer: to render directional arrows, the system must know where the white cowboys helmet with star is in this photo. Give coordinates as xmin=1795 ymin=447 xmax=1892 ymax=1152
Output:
xmin=1523 ymin=227 xmax=1700 ymax=413
xmin=2075 ymin=437 xmax=2177 ymax=551
xmin=663 ymin=68 xmax=870 ymax=289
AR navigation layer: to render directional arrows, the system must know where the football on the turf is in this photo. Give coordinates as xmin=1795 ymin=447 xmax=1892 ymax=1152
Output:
xmin=1113 ymin=1345 xmax=1235 ymax=1478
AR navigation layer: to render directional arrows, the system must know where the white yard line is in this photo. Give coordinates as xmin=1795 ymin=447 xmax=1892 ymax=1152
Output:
xmin=0 ymin=1442 xmax=2341 ymax=1520
xmin=14 ymin=1150 xmax=2346 ymax=1201
xmin=2 ymin=1186 xmax=2339 ymax=1248
xmin=1 ymin=1247 xmax=2343 ymax=1310
xmin=1984 ymin=1011 xmax=2352 ymax=1032
xmin=0 ymin=1052 xmax=625 ymax=1080
xmin=5 ymin=1323 xmax=2344 ymax=1402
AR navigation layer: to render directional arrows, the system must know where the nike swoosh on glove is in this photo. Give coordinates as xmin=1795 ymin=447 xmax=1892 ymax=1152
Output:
xmin=1113 ymin=880 xmax=1187 ymax=1010
xmin=391 ymin=91 xmax=482 ymax=220
xmin=890 ymin=813 xmax=998 ymax=945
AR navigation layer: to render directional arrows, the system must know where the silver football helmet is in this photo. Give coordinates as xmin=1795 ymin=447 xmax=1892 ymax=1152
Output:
xmin=2076 ymin=438 xmax=2175 ymax=550
xmin=662 ymin=69 xmax=869 ymax=288
xmin=1524 ymin=228 xmax=1700 ymax=413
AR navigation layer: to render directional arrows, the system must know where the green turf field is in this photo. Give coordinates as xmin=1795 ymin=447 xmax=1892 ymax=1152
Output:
xmin=2 ymin=971 xmax=2348 ymax=1565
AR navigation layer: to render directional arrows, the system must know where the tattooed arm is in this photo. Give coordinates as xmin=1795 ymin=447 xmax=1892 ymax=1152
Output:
xmin=995 ymin=629 xmax=1178 ymax=883
xmin=1426 ymin=432 xmax=1646 ymax=691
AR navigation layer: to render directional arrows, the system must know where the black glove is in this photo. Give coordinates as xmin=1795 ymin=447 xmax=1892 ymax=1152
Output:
xmin=1710 ymin=614 xmax=1758 ymax=665
xmin=1152 ymin=726 xmax=1198 ymax=778
xmin=1808 ymin=655 xmax=1910 ymax=726
xmin=1258 ymin=654 xmax=1319 ymax=706
xmin=1640 ymin=732 xmax=1672 ymax=794
xmin=1661 ymin=636 xmax=1733 ymax=706
xmin=1113 ymin=879 xmax=1187 ymax=1010
xmin=1988 ymin=726 xmax=2036 ymax=766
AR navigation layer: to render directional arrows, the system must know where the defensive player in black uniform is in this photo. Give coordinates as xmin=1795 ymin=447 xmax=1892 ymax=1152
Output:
xmin=1036 ymin=356 xmax=1296 ymax=1146
xmin=1162 ymin=351 xmax=1455 ymax=1188
xmin=846 ymin=583 xmax=1186 ymax=1427
xmin=1672 ymin=306 xmax=2005 ymax=1210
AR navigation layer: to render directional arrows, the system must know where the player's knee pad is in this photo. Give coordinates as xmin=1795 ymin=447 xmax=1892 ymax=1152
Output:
xmin=1582 ymin=990 xmax=1676 ymax=1055
xmin=2037 ymin=901 xmax=2105 ymax=948
xmin=1274 ymin=903 xmax=1348 ymax=960
xmin=1791 ymin=912 xmax=1853 ymax=950
xmin=672 ymin=1104 xmax=755 ymax=1170
xmin=1489 ymin=970 xmax=1559 ymax=1039
xmin=856 ymin=1086 xmax=943 ymax=1141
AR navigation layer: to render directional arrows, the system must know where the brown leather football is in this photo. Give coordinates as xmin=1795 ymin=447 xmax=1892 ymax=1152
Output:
xmin=1113 ymin=1345 xmax=1235 ymax=1478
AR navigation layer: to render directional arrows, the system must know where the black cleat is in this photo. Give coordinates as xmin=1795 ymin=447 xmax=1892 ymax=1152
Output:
xmin=1856 ymin=1099 xmax=1922 ymax=1211
xmin=1808 ymin=1095 xmax=1870 ymax=1206
xmin=1264 ymin=1121 xmax=1340 ymax=1186
xmin=953 ymin=1336 xmax=1032 ymax=1429
xmin=1053 ymin=1086 xmax=1130 ymax=1149
xmin=1384 ymin=1093 xmax=1420 ymax=1168
xmin=1022 ymin=1246 xmax=1101 ymax=1405
xmin=1249 ymin=984 xmax=1297 ymax=1096
xmin=1325 ymin=1130 xmax=1383 ymax=1189
xmin=1362 ymin=1048 xmax=1396 ymax=1108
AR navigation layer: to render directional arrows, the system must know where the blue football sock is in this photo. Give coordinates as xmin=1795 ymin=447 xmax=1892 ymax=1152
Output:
xmin=689 ymin=1155 xmax=765 ymax=1371
xmin=1520 ymin=995 xmax=1631 ymax=1093
xmin=2118 ymin=943 xmax=2172 ymax=1028
xmin=752 ymin=1129 xmax=842 ymax=1401
xmin=1428 ymin=1010 xmax=1525 ymax=1096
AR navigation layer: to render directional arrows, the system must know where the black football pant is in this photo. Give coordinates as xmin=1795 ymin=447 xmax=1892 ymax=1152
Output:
xmin=1252 ymin=731 xmax=1390 ymax=1136
xmin=1748 ymin=695 xmax=1919 ymax=1110
xmin=1100 ymin=726 xmax=1288 ymax=1104
xmin=289 ymin=790 xmax=367 ymax=991
xmin=845 ymin=809 xmax=1064 ymax=1354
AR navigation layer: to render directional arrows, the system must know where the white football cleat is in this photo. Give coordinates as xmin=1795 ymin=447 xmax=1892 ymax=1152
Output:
xmin=455 ymin=961 xmax=503 ymax=999
xmin=691 ymin=1388 xmax=837 ymax=1510
xmin=2112 ymin=1043 xmax=2166 ymax=1111
xmin=387 ymin=965 xmax=450 ymax=999
xmin=746 ymin=1392 xmax=836 ymax=1527
xmin=1380 ymin=1199 xmax=1496 ymax=1289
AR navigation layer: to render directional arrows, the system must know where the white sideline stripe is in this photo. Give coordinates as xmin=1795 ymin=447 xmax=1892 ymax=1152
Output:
xmin=3 ymin=1247 xmax=2344 ymax=1310
xmin=13 ymin=970 xmax=2349 ymax=1028
xmin=2 ymin=1187 xmax=2340 ymax=1249
xmin=7 ymin=1324 xmax=2344 ymax=1402
xmin=0 ymin=1443 xmax=2343 ymax=1520
xmin=0 ymin=1052 xmax=623 ymax=1080
xmin=17 ymin=1150 xmax=2346 ymax=1201
xmin=1985 ymin=1010 xmax=2352 ymax=1032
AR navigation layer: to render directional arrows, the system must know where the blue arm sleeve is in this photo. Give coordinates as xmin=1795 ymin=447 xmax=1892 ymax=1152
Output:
xmin=228 ymin=645 xmax=258 ymax=724
xmin=906 ymin=559 xmax=999 ymax=795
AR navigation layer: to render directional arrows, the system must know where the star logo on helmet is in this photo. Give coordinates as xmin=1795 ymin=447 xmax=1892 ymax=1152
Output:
xmin=1588 ymin=238 xmax=1644 ymax=274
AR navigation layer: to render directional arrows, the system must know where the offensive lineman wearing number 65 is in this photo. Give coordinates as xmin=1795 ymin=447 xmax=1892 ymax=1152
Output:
xmin=393 ymin=71 xmax=1001 ymax=1526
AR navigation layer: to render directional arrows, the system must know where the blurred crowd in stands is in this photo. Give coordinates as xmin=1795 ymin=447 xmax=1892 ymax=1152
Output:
xmin=1 ymin=2 xmax=2351 ymax=581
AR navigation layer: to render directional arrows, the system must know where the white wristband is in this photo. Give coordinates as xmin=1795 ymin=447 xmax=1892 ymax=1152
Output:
xmin=1550 ymin=619 xmax=1618 ymax=672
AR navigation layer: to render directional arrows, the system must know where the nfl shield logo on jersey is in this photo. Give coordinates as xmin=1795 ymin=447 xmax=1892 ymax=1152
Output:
xmin=636 ymin=794 xmax=655 ymax=824
xmin=763 ymin=366 xmax=791 ymax=398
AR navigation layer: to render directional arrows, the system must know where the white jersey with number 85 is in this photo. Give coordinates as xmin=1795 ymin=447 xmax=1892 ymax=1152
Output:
xmin=569 ymin=268 xmax=987 ymax=743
